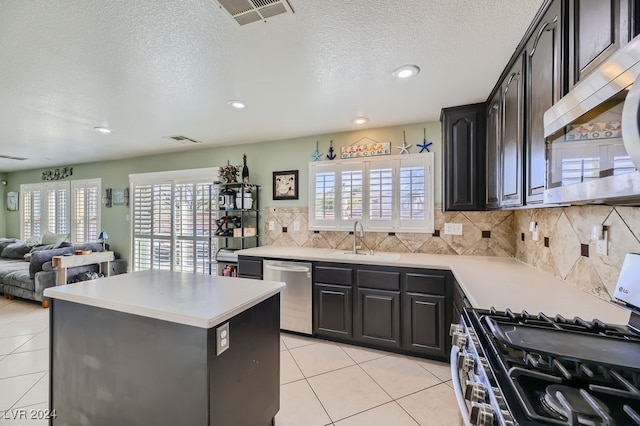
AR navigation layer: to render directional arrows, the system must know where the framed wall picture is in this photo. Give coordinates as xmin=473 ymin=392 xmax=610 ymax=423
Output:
xmin=273 ymin=170 xmax=298 ymax=200
xmin=6 ymin=191 xmax=18 ymax=211
xmin=112 ymin=188 xmax=129 ymax=206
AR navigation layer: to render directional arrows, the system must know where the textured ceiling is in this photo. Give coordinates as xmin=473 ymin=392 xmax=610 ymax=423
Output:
xmin=0 ymin=0 xmax=542 ymax=171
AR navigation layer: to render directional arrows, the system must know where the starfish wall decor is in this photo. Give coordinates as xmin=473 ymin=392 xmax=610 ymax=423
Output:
xmin=417 ymin=128 xmax=433 ymax=153
xmin=396 ymin=130 xmax=412 ymax=154
xmin=312 ymin=140 xmax=323 ymax=161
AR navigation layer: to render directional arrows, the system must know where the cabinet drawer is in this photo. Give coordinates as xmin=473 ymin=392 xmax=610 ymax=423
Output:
xmin=314 ymin=265 xmax=353 ymax=286
xmin=405 ymin=272 xmax=446 ymax=295
xmin=238 ymin=257 xmax=262 ymax=278
xmin=357 ymin=269 xmax=400 ymax=291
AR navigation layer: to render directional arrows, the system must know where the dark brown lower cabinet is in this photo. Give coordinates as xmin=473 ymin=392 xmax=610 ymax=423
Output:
xmin=314 ymin=283 xmax=352 ymax=339
xmin=402 ymin=293 xmax=447 ymax=359
xmin=354 ymin=288 xmax=401 ymax=349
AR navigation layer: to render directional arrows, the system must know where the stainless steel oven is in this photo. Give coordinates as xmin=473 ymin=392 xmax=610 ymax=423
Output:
xmin=451 ymin=308 xmax=640 ymax=425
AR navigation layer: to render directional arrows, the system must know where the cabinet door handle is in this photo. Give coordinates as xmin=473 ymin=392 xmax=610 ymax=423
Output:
xmin=503 ymin=71 xmax=520 ymax=96
xmin=264 ymin=264 xmax=310 ymax=273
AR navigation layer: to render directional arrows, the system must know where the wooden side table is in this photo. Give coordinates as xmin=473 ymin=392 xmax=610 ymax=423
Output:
xmin=52 ymin=251 xmax=115 ymax=286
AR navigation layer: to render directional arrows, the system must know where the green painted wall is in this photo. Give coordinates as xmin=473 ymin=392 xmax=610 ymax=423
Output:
xmin=5 ymin=121 xmax=442 ymax=261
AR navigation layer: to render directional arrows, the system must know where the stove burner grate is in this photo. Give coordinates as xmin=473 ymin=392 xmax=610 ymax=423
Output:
xmin=542 ymin=385 xmax=609 ymax=426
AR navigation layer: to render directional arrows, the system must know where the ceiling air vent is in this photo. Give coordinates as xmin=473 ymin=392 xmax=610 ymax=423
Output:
xmin=164 ymin=135 xmax=202 ymax=145
xmin=0 ymin=154 xmax=27 ymax=161
xmin=217 ymin=0 xmax=294 ymax=26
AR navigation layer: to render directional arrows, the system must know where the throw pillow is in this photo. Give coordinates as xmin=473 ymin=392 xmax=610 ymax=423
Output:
xmin=41 ymin=232 xmax=70 ymax=247
xmin=1 ymin=242 xmax=31 ymax=259
xmin=29 ymin=246 xmax=75 ymax=278
xmin=0 ymin=238 xmax=18 ymax=253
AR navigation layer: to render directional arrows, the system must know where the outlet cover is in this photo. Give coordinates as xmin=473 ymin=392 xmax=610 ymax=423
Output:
xmin=293 ymin=221 xmax=300 ymax=231
xmin=444 ymin=223 xmax=463 ymax=235
xmin=268 ymin=221 xmax=275 ymax=231
xmin=216 ymin=322 xmax=230 ymax=356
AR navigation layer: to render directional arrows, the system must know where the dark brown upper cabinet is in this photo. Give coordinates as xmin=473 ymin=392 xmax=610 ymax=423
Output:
xmin=486 ymin=91 xmax=502 ymax=209
xmin=568 ymin=0 xmax=634 ymax=87
xmin=501 ymin=55 xmax=525 ymax=208
xmin=526 ymin=0 xmax=565 ymax=204
xmin=441 ymin=103 xmax=487 ymax=211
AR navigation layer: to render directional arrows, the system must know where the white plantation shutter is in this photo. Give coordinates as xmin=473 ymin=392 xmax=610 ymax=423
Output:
xmin=398 ymin=155 xmax=432 ymax=231
xmin=174 ymin=182 xmax=214 ymax=274
xmin=71 ymin=179 xmax=101 ymax=243
xmin=309 ymin=163 xmax=337 ymax=229
xmin=367 ymin=160 xmax=394 ymax=230
xmin=309 ymin=153 xmax=433 ymax=233
xmin=339 ymin=165 xmax=364 ymax=224
xmin=130 ymin=168 xmax=217 ymax=274
xmin=45 ymin=182 xmax=69 ymax=235
xmin=21 ymin=180 xmax=100 ymax=242
xmin=21 ymin=184 xmax=43 ymax=240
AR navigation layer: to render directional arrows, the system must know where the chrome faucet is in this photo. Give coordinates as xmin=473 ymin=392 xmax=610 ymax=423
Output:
xmin=353 ymin=221 xmax=365 ymax=254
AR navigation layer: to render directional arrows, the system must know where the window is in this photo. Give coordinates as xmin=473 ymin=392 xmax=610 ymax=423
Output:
xmin=71 ymin=179 xmax=101 ymax=243
xmin=309 ymin=153 xmax=434 ymax=232
xmin=20 ymin=179 xmax=101 ymax=242
xmin=130 ymin=168 xmax=218 ymax=274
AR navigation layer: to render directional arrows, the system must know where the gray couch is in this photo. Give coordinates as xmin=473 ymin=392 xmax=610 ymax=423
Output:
xmin=0 ymin=241 xmax=127 ymax=307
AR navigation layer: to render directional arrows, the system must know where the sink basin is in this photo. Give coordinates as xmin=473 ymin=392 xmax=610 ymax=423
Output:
xmin=327 ymin=251 xmax=401 ymax=261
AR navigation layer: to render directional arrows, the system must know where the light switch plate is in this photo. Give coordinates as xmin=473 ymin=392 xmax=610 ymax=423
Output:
xmin=293 ymin=221 xmax=300 ymax=231
xmin=444 ymin=223 xmax=463 ymax=235
xmin=268 ymin=221 xmax=275 ymax=231
xmin=216 ymin=322 xmax=230 ymax=356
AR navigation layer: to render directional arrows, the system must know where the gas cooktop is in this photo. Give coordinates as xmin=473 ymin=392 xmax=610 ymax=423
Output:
xmin=465 ymin=308 xmax=640 ymax=425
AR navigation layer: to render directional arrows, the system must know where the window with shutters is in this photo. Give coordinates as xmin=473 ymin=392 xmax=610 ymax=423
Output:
xmin=309 ymin=153 xmax=433 ymax=232
xmin=20 ymin=179 xmax=100 ymax=242
xmin=130 ymin=168 xmax=217 ymax=274
xmin=71 ymin=179 xmax=101 ymax=243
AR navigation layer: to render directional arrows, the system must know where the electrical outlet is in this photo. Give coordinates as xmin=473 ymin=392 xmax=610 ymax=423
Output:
xmin=216 ymin=322 xmax=230 ymax=356
xmin=532 ymin=229 xmax=539 ymax=241
xmin=293 ymin=221 xmax=300 ymax=231
xmin=444 ymin=223 xmax=463 ymax=235
xmin=268 ymin=221 xmax=275 ymax=231
xmin=596 ymin=231 xmax=608 ymax=255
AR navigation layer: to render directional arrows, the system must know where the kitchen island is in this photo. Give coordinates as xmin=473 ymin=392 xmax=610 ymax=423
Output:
xmin=43 ymin=270 xmax=285 ymax=426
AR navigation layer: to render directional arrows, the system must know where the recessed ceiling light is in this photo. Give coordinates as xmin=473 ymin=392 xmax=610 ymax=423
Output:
xmin=93 ymin=127 xmax=111 ymax=133
xmin=352 ymin=117 xmax=369 ymax=125
xmin=228 ymin=100 xmax=246 ymax=109
xmin=392 ymin=64 xmax=420 ymax=79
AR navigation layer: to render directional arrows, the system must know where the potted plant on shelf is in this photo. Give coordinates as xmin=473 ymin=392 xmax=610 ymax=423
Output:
xmin=219 ymin=161 xmax=240 ymax=183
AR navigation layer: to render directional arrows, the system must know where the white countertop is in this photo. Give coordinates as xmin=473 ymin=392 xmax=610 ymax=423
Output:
xmin=237 ymin=246 xmax=631 ymax=325
xmin=43 ymin=270 xmax=285 ymax=328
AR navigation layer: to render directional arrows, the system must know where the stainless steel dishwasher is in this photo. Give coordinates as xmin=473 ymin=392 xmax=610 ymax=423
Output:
xmin=263 ymin=260 xmax=312 ymax=335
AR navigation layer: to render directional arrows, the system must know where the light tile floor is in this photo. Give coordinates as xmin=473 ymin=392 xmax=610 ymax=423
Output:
xmin=0 ymin=297 xmax=460 ymax=425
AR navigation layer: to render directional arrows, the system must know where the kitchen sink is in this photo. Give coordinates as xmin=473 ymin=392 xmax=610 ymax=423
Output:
xmin=326 ymin=251 xmax=401 ymax=261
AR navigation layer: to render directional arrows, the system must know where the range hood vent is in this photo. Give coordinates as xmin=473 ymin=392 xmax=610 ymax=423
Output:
xmin=165 ymin=135 xmax=202 ymax=145
xmin=0 ymin=154 xmax=27 ymax=161
xmin=216 ymin=0 xmax=293 ymax=25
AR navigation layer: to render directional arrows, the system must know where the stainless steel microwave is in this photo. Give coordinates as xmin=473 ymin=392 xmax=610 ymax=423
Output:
xmin=543 ymin=35 xmax=640 ymax=205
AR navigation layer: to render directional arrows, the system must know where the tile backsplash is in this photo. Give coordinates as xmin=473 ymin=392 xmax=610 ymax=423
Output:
xmin=264 ymin=204 xmax=640 ymax=303
xmin=514 ymin=206 xmax=640 ymax=302
xmin=264 ymin=203 xmax=515 ymax=257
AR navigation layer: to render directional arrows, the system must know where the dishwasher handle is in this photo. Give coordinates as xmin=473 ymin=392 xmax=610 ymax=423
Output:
xmin=263 ymin=264 xmax=310 ymax=273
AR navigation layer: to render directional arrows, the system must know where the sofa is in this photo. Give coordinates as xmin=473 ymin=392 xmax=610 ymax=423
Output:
xmin=0 ymin=237 xmax=127 ymax=308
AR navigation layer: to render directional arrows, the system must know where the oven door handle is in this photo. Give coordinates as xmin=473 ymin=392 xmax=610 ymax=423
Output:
xmin=450 ymin=346 xmax=472 ymax=426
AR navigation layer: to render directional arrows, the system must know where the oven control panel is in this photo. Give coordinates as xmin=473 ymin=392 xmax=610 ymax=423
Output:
xmin=450 ymin=321 xmax=514 ymax=426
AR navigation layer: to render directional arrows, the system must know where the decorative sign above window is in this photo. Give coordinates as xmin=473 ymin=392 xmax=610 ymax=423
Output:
xmin=340 ymin=137 xmax=391 ymax=159
xmin=42 ymin=166 xmax=73 ymax=181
